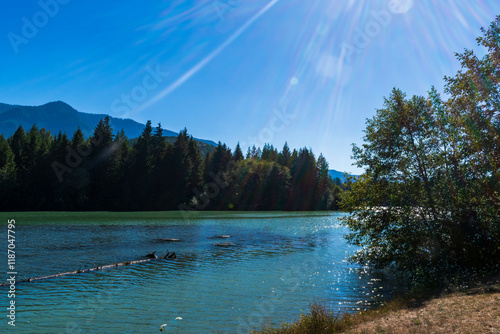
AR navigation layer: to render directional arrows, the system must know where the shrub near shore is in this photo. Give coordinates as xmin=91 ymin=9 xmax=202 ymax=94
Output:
xmin=341 ymin=15 xmax=500 ymax=289
xmin=252 ymin=278 xmax=500 ymax=334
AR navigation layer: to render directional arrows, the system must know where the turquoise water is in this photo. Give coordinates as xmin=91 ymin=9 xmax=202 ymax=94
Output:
xmin=2 ymin=212 xmax=406 ymax=333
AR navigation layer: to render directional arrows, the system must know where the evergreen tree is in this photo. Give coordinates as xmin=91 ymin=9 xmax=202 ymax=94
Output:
xmin=0 ymin=117 xmax=340 ymax=213
xmin=92 ymin=116 xmax=114 ymax=149
xmin=278 ymin=142 xmax=292 ymax=167
xmin=152 ymin=123 xmax=167 ymax=165
xmin=315 ymin=153 xmax=332 ymax=210
xmin=188 ymin=136 xmax=203 ymax=191
xmin=130 ymin=120 xmax=154 ymax=209
xmin=169 ymin=128 xmax=194 ymax=208
xmin=261 ymin=143 xmax=277 ymax=162
xmin=233 ymin=142 xmax=244 ymax=161
xmin=71 ymin=128 xmax=85 ymax=150
xmin=9 ymin=125 xmax=27 ymax=171
xmin=0 ymin=135 xmax=16 ymax=210
xmin=88 ymin=117 xmax=115 ymax=209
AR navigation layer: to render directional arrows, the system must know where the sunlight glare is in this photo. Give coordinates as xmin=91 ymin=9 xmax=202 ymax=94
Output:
xmin=388 ymin=0 xmax=414 ymax=14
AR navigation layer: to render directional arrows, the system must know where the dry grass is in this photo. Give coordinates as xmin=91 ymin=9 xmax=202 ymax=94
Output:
xmin=252 ymin=280 xmax=500 ymax=334
xmin=344 ymin=287 xmax=500 ymax=334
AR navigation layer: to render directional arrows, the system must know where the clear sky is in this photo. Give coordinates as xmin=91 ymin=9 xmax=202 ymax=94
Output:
xmin=1 ymin=0 xmax=499 ymax=173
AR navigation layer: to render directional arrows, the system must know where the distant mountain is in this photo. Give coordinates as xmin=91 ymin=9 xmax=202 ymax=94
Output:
xmin=329 ymin=169 xmax=359 ymax=183
xmin=0 ymin=101 xmax=217 ymax=147
xmin=0 ymin=102 xmax=21 ymax=114
xmin=0 ymin=101 xmax=168 ymax=138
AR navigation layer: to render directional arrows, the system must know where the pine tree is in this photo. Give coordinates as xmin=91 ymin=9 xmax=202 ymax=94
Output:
xmin=9 ymin=125 xmax=27 ymax=171
xmin=0 ymin=135 xmax=16 ymax=210
xmin=152 ymin=123 xmax=166 ymax=165
xmin=72 ymin=128 xmax=85 ymax=146
xmin=278 ymin=142 xmax=292 ymax=167
xmin=233 ymin=142 xmax=244 ymax=161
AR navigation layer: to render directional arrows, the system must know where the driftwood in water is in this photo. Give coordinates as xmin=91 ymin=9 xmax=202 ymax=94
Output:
xmin=1 ymin=254 xmax=176 ymax=286
xmin=209 ymin=235 xmax=232 ymax=239
xmin=214 ymin=242 xmax=236 ymax=247
xmin=164 ymin=251 xmax=177 ymax=259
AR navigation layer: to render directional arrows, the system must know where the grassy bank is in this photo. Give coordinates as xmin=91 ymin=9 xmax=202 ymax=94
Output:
xmin=252 ymin=279 xmax=500 ymax=334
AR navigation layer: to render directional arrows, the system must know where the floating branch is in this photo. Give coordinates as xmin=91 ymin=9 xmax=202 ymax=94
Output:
xmin=1 ymin=254 xmax=176 ymax=286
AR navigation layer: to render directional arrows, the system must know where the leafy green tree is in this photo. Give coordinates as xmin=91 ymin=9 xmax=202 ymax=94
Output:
xmin=342 ymin=89 xmax=444 ymax=274
xmin=342 ymin=17 xmax=500 ymax=286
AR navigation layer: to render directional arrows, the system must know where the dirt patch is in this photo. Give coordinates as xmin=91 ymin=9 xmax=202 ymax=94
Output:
xmin=344 ymin=290 xmax=500 ymax=334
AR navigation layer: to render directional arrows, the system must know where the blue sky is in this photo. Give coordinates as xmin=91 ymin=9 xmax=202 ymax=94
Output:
xmin=1 ymin=0 xmax=499 ymax=173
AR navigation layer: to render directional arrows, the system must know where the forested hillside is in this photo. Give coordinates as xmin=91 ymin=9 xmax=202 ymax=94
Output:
xmin=0 ymin=118 xmax=344 ymax=211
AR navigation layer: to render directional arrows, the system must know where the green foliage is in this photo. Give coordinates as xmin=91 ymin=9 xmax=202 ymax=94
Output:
xmin=251 ymin=302 xmax=347 ymax=334
xmin=233 ymin=142 xmax=244 ymax=161
xmin=342 ymin=17 xmax=500 ymax=287
xmin=0 ymin=135 xmax=16 ymax=203
xmin=0 ymin=118 xmax=344 ymax=211
xmin=278 ymin=142 xmax=292 ymax=167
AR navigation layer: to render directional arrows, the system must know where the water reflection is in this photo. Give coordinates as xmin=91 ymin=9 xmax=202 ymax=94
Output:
xmin=4 ymin=212 xmax=407 ymax=333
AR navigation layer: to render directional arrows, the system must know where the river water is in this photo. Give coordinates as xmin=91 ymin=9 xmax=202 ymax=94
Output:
xmin=1 ymin=211 xmax=406 ymax=333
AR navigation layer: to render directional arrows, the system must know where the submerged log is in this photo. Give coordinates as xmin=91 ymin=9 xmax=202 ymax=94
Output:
xmin=162 ymin=238 xmax=181 ymax=242
xmin=0 ymin=253 xmax=176 ymax=286
xmin=145 ymin=251 xmax=158 ymax=259
xmin=164 ymin=251 xmax=177 ymax=259
xmin=214 ymin=242 xmax=235 ymax=247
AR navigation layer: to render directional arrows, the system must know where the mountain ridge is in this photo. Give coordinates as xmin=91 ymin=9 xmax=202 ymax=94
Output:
xmin=0 ymin=101 xmax=217 ymax=147
xmin=328 ymin=169 xmax=358 ymax=182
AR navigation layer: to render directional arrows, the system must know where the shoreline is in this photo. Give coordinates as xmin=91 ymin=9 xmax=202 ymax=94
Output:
xmin=252 ymin=278 xmax=500 ymax=334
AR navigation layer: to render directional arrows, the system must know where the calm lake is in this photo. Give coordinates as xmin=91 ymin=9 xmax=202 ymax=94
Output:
xmin=2 ymin=211 xmax=406 ymax=333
